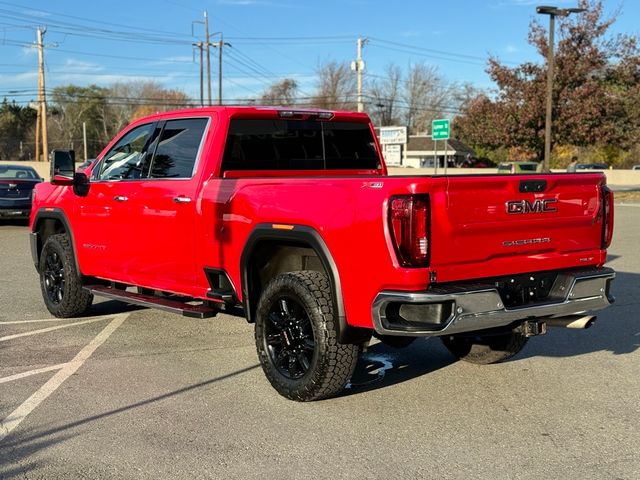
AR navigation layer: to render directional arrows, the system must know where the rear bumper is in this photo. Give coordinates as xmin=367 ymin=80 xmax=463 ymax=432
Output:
xmin=0 ymin=207 xmax=31 ymax=219
xmin=0 ymin=198 xmax=32 ymax=219
xmin=372 ymin=267 xmax=615 ymax=337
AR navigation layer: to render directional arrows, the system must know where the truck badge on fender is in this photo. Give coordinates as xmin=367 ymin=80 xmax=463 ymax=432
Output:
xmin=506 ymin=198 xmax=557 ymax=214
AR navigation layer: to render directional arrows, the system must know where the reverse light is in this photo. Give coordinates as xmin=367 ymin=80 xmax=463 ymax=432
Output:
xmin=389 ymin=195 xmax=430 ymax=267
xmin=601 ymin=186 xmax=614 ymax=248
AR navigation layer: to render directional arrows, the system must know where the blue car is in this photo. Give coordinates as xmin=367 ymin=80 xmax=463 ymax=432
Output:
xmin=0 ymin=165 xmax=43 ymax=220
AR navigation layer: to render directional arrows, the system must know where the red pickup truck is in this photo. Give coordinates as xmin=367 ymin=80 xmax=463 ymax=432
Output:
xmin=30 ymin=107 xmax=615 ymax=401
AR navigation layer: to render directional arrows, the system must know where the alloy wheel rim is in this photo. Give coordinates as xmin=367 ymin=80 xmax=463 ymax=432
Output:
xmin=44 ymin=251 xmax=65 ymax=305
xmin=265 ymin=296 xmax=316 ymax=379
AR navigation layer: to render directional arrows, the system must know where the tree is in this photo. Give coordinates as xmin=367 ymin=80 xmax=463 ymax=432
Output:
xmin=0 ymin=99 xmax=36 ymax=160
xmin=402 ymin=63 xmax=452 ymax=134
xmin=312 ymin=61 xmax=356 ymax=110
xmin=455 ymin=0 xmax=640 ymax=164
xmin=368 ymin=64 xmax=402 ymax=126
xmin=108 ymin=81 xmax=190 ymax=127
xmin=259 ymin=79 xmax=298 ymax=106
xmin=49 ymin=85 xmax=108 ymax=157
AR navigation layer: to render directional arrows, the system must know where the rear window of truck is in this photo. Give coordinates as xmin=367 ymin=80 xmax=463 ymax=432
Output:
xmin=221 ymin=119 xmax=381 ymax=172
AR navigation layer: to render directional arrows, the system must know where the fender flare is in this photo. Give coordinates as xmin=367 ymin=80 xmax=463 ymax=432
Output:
xmin=31 ymin=208 xmax=81 ymax=275
xmin=240 ymin=224 xmax=370 ymax=344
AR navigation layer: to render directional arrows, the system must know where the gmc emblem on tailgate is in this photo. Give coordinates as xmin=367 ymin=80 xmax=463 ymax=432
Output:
xmin=506 ymin=198 xmax=557 ymax=214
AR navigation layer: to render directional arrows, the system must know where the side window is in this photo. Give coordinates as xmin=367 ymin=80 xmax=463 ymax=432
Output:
xmin=149 ymin=118 xmax=208 ymax=179
xmin=98 ymin=123 xmax=155 ymax=180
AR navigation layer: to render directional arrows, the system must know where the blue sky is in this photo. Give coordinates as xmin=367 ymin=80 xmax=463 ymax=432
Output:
xmin=0 ymin=0 xmax=637 ymax=105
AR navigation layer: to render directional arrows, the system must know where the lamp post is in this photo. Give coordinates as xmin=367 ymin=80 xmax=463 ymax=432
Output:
xmin=536 ymin=5 xmax=586 ymax=171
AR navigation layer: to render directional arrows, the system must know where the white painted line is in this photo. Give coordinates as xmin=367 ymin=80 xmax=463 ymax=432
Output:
xmin=0 ymin=318 xmax=70 ymax=325
xmin=0 ymin=363 xmax=68 ymax=385
xmin=0 ymin=316 xmax=113 ymax=343
xmin=0 ymin=313 xmax=129 ymax=442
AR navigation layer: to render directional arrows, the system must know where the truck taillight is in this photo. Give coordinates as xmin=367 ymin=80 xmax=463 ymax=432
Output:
xmin=601 ymin=186 xmax=614 ymax=248
xmin=389 ymin=195 xmax=429 ymax=267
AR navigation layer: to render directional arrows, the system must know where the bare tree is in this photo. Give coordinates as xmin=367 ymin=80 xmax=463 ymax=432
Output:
xmin=259 ymin=79 xmax=298 ymax=106
xmin=104 ymin=81 xmax=190 ymax=136
xmin=311 ymin=61 xmax=356 ymax=110
xmin=367 ymin=63 xmax=402 ymax=126
xmin=402 ymin=63 xmax=452 ymax=134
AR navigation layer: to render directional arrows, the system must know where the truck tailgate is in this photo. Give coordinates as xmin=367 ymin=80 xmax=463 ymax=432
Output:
xmin=429 ymin=174 xmax=606 ymax=282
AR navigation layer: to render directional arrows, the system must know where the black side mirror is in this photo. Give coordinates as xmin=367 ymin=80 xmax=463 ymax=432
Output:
xmin=50 ymin=149 xmax=75 ymax=182
xmin=72 ymin=172 xmax=90 ymax=197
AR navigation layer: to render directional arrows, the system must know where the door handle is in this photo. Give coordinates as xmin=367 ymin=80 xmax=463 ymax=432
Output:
xmin=113 ymin=196 xmax=128 ymax=202
xmin=173 ymin=196 xmax=192 ymax=204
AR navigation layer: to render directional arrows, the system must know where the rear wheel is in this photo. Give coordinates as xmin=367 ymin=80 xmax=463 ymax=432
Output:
xmin=440 ymin=328 xmax=528 ymax=365
xmin=255 ymin=271 xmax=359 ymax=401
xmin=39 ymin=234 xmax=93 ymax=318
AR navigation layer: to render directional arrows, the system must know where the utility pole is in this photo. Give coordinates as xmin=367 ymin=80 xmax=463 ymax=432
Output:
xmin=351 ymin=37 xmax=367 ymax=113
xmin=214 ymin=36 xmax=231 ymax=105
xmin=204 ymin=11 xmax=212 ymax=106
xmin=218 ymin=36 xmax=223 ymax=105
xmin=82 ymin=121 xmax=88 ymax=162
xmin=35 ymin=27 xmax=48 ymax=161
xmin=193 ymin=42 xmax=204 ymax=106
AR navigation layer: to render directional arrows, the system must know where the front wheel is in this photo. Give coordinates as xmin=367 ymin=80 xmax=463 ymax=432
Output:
xmin=255 ymin=271 xmax=359 ymax=401
xmin=39 ymin=234 xmax=93 ymax=318
xmin=440 ymin=328 xmax=528 ymax=365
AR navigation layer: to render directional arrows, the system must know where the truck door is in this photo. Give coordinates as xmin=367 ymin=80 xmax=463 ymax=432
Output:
xmin=112 ymin=117 xmax=210 ymax=292
xmin=74 ymin=122 xmax=157 ymax=278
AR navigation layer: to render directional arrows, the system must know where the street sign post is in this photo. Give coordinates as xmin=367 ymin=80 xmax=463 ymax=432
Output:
xmin=432 ymin=119 xmax=450 ymax=174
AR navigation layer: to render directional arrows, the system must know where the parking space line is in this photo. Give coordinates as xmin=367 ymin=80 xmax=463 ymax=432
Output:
xmin=0 ymin=318 xmax=70 ymax=325
xmin=0 ymin=313 xmax=129 ymax=443
xmin=0 ymin=363 xmax=68 ymax=385
xmin=0 ymin=316 xmax=114 ymax=343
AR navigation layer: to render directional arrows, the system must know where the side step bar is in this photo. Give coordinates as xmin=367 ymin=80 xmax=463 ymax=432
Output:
xmin=85 ymin=285 xmax=218 ymax=319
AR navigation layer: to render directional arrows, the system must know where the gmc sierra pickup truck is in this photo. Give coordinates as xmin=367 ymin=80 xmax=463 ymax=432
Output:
xmin=30 ymin=107 xmax=615 ymax=401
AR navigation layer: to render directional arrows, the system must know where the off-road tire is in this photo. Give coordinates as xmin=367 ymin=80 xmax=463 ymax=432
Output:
xmin=39 ymin=233 xmax=93 ymax=317
xmin=255 ymin=271 xmax=359 ymax=401
xmin=440 ymin=329 xmax=528 ymax=365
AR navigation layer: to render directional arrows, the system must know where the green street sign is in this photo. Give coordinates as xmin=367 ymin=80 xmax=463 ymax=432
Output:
xmin=432 ymin=119 xmax=450 ymax=140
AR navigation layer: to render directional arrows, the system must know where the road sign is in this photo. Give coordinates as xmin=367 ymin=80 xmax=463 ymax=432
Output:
xmin=384 ymin=144 xmax=401 ymax=165
xmin=432 ymin=119 xmax=450 ymax=140
xmin=379 ymin=126 xmax=407 ymax=145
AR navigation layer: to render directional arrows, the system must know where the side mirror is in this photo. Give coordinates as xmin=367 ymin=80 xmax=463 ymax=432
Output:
xmin=50 ymin=149 xmax=75 ymax=181
xmin=72 ymin=172 xmax=90 ymax=197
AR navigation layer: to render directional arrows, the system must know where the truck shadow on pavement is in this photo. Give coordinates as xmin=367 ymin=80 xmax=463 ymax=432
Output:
xmin=0 ymin=364 xmax=261 ymax=478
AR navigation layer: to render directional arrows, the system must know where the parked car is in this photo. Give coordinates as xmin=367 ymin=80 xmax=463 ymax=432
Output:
xmin=0 ymin=164 xmax=42 ymax=220
xmin=631 ymin=165 xmax=640 ymax=170
xmin=575 ymin=163 xmax=608 ymax=170
xmin=497 ymin=161 xmax=542 ymax=174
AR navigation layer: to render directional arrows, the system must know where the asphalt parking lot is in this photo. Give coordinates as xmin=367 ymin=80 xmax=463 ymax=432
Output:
xmin=1 ymin=208 xmax=639 ymax=480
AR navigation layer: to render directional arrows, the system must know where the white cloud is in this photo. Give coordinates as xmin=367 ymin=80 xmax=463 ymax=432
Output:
xmin=62 ymin=59 xmax=104 ymax=73
xmin=505 ymin=44 xmax=519 ymax=53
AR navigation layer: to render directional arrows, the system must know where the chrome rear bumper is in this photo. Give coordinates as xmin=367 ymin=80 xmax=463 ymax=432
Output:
xmin=372 ymin=268 xmax=615 ymax=337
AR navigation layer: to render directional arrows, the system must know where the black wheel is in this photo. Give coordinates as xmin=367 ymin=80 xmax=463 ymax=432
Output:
xmin=255 ymin=271 xmax=359 ymax=401
xmin=440 ymin=328 xmax=528 ymax=365
xmin=39 ymin=234 xmax=93 ymax=318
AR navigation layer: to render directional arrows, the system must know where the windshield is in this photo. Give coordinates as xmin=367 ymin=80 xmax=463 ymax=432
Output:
xmin=222 ymin=119 xmax=381 ymax=172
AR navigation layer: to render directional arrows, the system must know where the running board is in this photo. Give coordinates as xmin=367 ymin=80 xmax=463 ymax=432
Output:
xmin=84 ymin=285 xmax=218 ymax=319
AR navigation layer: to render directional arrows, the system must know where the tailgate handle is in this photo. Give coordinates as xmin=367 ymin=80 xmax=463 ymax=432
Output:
xmin=519 ymin=180 xmax=547 ymax=193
